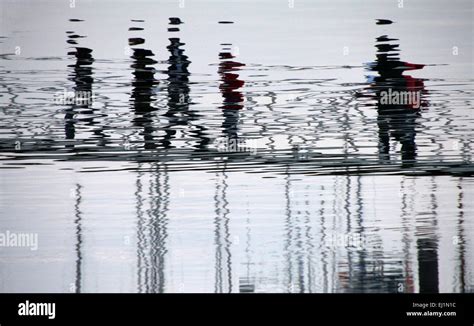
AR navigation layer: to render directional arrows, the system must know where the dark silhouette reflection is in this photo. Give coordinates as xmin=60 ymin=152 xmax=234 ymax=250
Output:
xmin=160 ymin=21 xmax=210 ymax=151
xmin=129 ymin=26 xmax=158 ymax=150
xmin=218 ymin=47 xmax=245 ymax=139
xmin=65 ymin=30 xmax=94 ymax=144
xmin=364 ymin=22 xmax=426 ymax=167
xmin=341 ymin=21 xmax=431 ymax=292
xmin=160 ymin=37 xmax=190 ymax=149
xmin=129 ymin=23 xmax=169 ymax=293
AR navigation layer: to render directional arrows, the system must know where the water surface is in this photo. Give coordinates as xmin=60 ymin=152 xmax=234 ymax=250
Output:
xmin=0 ymin=0 xmax=473 ymax=292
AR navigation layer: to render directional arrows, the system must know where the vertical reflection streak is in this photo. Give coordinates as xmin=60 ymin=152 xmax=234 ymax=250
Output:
xmin=304 ymin=185 xmax=315 ymax=293
xmin=151 ymin=163 xmax=170 ymax=293
xmin=319 ymin=184 xmax=329 ymax=293
xmin=284 ymin=166 xmax=294 ymax=292
xmin=135 ymin=165 xmax=148 ymax=293
xmin=213 ymin=164 xmax=232 ymax=293
xmin=456 ymin=179 xmax=466 ymax=292
xmin=73 ymin=183 xmax=83 ymax=293
xmin=400 ymin=177 xmax=415 ymax=293
xmin=417 ymin=177 xmax=439 ymax=293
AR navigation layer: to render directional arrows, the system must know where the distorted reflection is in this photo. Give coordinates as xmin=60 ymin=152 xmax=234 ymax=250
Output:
xmin=364 ymin=22 xmax=426 ymax=167
xmin=136 ymin=164 xmax=170 ymax=293
xmin=1 ymin=10 xmax=472 ymax=295
xmin=129 ymin=22 xmax=158 ymax=150
xmin=214 ymin=167 xmax=233 ymax=293
xmin=218 ymin=45 xmax=245 ymax=139
xmin=65 ymin=28 xmax=94 ymax=146
xmin=161 ymin=19 xmax=211 ymax=151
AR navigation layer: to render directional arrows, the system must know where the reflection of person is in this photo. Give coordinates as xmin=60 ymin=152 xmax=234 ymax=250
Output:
xmin=218 ymin=50 xmax=245 ymax=140
xmin=65 ymin=29 xmax=94 ymax=143
xmin=130 ymin=48 xmax=157 ymax=114
xmin=130 ymin=45 xmax=157 ymax=150
xmin=366 ymin=33 xmax=426 ymax=166
xmin=219 ymin=51 xmax=245 ymax=110
xmin=161 ymin=23 xmax=211 ymax=151
xmin=167 ymin=37 xmax=190 ymax=104
xmin=369 ymin=24 xmax=439 ymax=294
xmin=160 ymin=37 xmax=191 ymax=149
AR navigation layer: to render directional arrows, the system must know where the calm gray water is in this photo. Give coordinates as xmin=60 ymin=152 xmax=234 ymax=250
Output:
xmin=0 ymin=0 xmax=473 ymax=293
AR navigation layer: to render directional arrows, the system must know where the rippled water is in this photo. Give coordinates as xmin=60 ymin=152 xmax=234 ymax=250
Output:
xmin=0 ymin=0 xmax=473 ymax=292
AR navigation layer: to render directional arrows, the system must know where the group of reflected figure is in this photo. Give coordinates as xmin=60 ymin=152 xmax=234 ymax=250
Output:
xmin=65 ymin=18 xmax=426 ymax=166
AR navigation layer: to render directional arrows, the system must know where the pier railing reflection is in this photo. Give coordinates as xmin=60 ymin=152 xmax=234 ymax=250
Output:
xmin=121 ymin=168 xmax=471 ymax=293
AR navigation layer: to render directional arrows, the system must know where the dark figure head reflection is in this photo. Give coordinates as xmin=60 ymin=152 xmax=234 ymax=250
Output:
xmin=365 ymin=24 xmax=426 ymax=167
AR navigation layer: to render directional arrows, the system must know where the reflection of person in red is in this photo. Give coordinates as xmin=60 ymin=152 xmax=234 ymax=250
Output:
xmin=219 ymin=51 xmax=245 ymax=110
xmin=218 ymin=49 xmax=245 ymax=138
xmin=365 ymin=32 xmax=427 ymax=166
xmin=369 ymin=28 xmax=439 ymax=294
